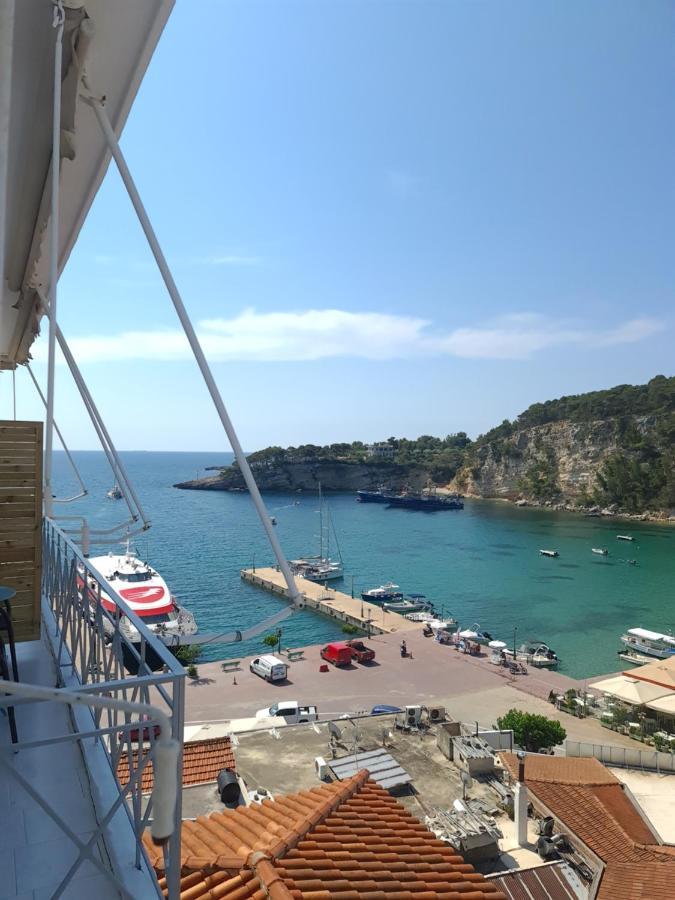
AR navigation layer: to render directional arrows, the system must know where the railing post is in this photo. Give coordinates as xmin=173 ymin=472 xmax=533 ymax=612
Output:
xmin=165 ymin=672 xmax=184 ymax=899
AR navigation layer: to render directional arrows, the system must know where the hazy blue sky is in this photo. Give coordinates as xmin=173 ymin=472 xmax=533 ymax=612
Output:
xmin=10 ymin=0 xmax=674 ymax=450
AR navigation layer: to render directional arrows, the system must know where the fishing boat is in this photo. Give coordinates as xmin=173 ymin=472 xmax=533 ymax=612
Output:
xmin=539 ymin=549 xmax=559 ymax=557
xmin=620 ymin=627 xmax=675 ymax=660
xmin=618 ymin=649 xmax=653 ymax=666
xmin=79 ymin=541 xmax=197 ymax=646
xmin=592 ymin=548 xmax=609 ymax=556
xmin=457 ymin=623 xmax=493 ymax=644
xmin=106 ymin=483 xmax=123 ymax=500
xmin=617 ymin=535 xmax=634 ymax=542
xmin=290 ymin=484 xmax=343 ymax=582
xmin=361 ymin=582 xmax=403 ymax=603
xmin=383 ymin=594 xmax=434 ymax=614
xmin=505 ymin=641 xmax=559 ymax=668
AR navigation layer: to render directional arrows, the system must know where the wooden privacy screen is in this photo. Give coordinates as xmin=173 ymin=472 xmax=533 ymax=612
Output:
xmin=0 ymin=420 xmax=43 ymax=642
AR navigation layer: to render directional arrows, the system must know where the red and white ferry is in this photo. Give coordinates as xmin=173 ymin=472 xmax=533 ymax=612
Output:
xmin=81 ymin=543 xmax=197 ymax=645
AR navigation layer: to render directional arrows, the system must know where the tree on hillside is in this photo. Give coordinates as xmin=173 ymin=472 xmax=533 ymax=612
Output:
xmin=497 ymin=709 xmax=566 ymax=752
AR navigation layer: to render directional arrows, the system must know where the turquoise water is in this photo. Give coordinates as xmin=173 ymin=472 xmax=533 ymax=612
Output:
xmin=53 ymin=452 xmax=675 ymax=679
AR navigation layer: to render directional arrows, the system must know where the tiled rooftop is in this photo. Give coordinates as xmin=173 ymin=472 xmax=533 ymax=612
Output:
xmin=488 ymin=860 xmax=581 ymax=900
xmin=499 ymin=752 xmax=618 ymax=786
xmin=146 ymin=770 xmax=507 ymax=899
xmin=117 ymin=735 xmax=236 ymax=793
xmin=499 ymin=753 xmax=675 ymax=900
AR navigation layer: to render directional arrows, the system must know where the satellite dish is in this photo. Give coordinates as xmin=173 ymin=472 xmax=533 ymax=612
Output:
xmin=328 ymin=721 xmax=342 ymax=740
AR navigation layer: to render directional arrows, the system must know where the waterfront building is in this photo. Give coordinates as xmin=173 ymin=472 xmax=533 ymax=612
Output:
xmin=367 ymin=442 xmax=396 ymax=459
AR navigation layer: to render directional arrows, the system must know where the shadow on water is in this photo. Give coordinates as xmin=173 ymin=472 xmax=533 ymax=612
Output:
xmin=558 ymin=563 xmax=580 ymax=569
xmin=535 ymin=575 xmax=575 ymax=581
xmin=492 ymin=550 xmax=515 ymax=557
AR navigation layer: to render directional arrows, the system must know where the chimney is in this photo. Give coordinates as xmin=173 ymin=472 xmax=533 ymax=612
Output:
xmin=514 ymin=750 xmax=528 ymax=846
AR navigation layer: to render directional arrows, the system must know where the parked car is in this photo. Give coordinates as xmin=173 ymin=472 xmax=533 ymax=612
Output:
xmin=255 ymin=701 xmax=318 ymax=723
xmin=347 ymin=640 xmax=375 ymax=663
xmin=249 ymin=654 xmax=288 ymax=683
xmin=371 ymin=705 xmax=403 ymax=716
xmin=320 ymin=642 xmax=354 ymax=667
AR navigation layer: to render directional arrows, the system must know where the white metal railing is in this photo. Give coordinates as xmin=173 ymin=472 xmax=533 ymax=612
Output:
xmin=0 ymin=518 xmax=186 ymax=899
xmin=566 ymin=739 xmax=675 ymax=774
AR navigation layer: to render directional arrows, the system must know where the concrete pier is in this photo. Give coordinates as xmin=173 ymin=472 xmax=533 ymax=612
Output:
xmin=240 ymin=566 xmax=419 ymax=635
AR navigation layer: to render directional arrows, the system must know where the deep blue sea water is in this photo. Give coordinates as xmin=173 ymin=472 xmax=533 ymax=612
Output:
xmin=52 ymin=451 xmax=675 ymax=679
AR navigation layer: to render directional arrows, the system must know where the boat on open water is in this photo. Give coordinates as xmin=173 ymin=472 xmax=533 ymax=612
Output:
xmin=539 ymin=549 xmax=559 ymax=557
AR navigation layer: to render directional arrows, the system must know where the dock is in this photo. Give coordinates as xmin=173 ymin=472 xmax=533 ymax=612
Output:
xmin=240 ymin=567 xmax=419 ymax=635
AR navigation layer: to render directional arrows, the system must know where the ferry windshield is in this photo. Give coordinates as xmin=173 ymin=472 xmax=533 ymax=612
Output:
xmin=115 ymin=570 xmax=151 ymax=582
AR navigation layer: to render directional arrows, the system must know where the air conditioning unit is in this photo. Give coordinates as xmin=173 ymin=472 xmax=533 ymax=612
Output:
xmin=315 ymin=756 xmax=329 ymax=780
xmin=428 ymin=706 xmax=445 ymax=723
xmin=406 ymin=705 xmax=422 ymax=726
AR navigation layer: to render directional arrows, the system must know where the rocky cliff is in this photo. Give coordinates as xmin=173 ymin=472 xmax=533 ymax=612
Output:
xmin=451 ymin=413 xmax=673 ymax=517
xmin=174 ymin=460 xmax=432 ymax=492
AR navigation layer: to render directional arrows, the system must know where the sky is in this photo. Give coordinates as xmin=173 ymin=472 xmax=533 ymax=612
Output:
xmin=8 ymin=0 xmax=675 ymax=451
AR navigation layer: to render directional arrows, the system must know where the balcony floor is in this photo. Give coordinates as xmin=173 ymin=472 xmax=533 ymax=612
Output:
xmin=0 ymin=634 xmax=120 ymax=899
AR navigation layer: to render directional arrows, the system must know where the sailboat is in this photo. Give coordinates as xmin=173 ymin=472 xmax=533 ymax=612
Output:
xmin=289 ymin=484 xmax=344 ymax=582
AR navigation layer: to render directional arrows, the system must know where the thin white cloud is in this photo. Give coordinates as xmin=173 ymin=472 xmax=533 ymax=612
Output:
xmin=35 ymin=310 xmax=663 ymax=365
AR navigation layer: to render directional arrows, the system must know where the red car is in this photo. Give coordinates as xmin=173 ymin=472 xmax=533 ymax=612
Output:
xmin=347 ymin=640 xmax=375 ymax=664
xmin=320 ymin=642 xmax=353 ymax=667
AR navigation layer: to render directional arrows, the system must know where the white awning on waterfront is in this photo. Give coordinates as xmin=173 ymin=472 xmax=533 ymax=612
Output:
xmin=622 ymin=655 xmax=675 ymax=692
xmin=646 ymin=694 xmax=675 ymax=716
xmin=592 ymin=675 xmax=673 ymax=707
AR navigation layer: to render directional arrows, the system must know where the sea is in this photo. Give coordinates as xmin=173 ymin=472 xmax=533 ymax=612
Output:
xmin=52 ymin=451 xmax=675 ymax=680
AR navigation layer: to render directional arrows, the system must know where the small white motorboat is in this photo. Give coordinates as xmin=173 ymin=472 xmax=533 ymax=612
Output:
xmin=539 ymin=549 xmax=559 ymax=558
xmin=106 ymin=483 xmax=123 ymax=500
xmin=592 ymin=548 xmax=609 ymax=556
xmin=617 ymin=535 xmax=634 ymax=542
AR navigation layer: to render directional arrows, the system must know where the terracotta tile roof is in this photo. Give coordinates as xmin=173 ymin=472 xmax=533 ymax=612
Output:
xmin=147 ymin=770 xmax=506 ymax=899
xmin=118 ymin=736 xmax=236 ymax=793
xmin=499 ymin=752 xmax=618 ymax=786
xmin=499 ymin=753 xmax=675 ymax=900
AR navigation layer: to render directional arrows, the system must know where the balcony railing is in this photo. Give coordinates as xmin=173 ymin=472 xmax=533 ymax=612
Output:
xmin=0 ymin=518 xmax=185 ymax=899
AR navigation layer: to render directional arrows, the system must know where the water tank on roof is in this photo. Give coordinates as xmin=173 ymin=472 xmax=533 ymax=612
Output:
xmin=217 ymin=768 xmax=240 ymax=804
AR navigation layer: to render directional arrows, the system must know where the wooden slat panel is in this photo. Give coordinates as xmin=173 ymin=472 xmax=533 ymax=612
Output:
xmin=0 ymin=505 xmax=39 ymax=518
xmin=0 ymin=421 xmax=42 ymax=641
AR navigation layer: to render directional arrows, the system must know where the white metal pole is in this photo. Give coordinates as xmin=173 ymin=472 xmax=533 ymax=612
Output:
xmin=12 ymin=369 xmax=16 ymax=420
xmin=26 ymin=363 xmax=88 ymax=497
xmin=83 ymin=93 xmax=301 ymax=604
xmin=44 ymin=0 xmax=65 ymax=518
xmin=56 ymin=324 xmax=150 ymax=528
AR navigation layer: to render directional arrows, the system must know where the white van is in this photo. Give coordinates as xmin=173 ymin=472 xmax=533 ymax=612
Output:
xmin=249 ymin=654 xmax=288 ymax=683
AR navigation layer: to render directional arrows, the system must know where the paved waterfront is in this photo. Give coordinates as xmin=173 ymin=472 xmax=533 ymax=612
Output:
xmin=241 ymin=566 xmax=420 ymax=633
xmin=184 ymin=627 xmax=641 ymax=749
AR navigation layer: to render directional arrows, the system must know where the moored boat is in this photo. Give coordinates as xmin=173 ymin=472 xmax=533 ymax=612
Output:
xmin=383 ymin=594 xmax=434 ymax=614
xmin=539 ymin=549 xmax=559 ymax=557
xmin=79 ymin=542 xmax=197 ymax=646
xmin=617 ymin=535 xmax=634 ymax=542
xmin=386 ymin=491 xmax=463 ymax=511
xmin=505 ymin=641 xmax=559 ymax=668
xmin=620 ymin=627 xmax=675 ymax=659
xmin=592 ymin=548 xmax=609 ymax=556
xmin=361 ymin=582 xmax=403 ymax=603
xmin=356 ymin=489 xmax=396 ymax=503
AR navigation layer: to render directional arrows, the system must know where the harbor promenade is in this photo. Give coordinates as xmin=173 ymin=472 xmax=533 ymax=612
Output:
xmin=241 ymin=566 xmax=420 ymax=634
xmin=184 ymin=627 xmax=641 ymax=750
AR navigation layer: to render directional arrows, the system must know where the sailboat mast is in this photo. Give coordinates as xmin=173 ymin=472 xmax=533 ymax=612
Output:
xmin=318 ymin=482 xmax=324 ymax=560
